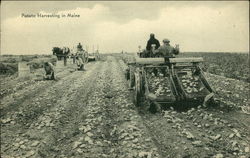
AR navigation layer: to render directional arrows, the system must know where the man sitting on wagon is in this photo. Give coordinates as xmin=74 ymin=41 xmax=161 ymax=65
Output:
xmin=146 ymin=33 xmax=160 ymax=57
xmin=154 ymin=38 xmax=179 ymax=60
xmin=77 ymin=43 xmax=83 ymax=51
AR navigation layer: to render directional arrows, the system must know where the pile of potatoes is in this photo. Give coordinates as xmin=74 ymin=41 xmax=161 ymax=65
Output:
xmin=148 ymin=72 xmax=172 ymax=97
xmin=180 ymin=73 xmax=204 ymax=94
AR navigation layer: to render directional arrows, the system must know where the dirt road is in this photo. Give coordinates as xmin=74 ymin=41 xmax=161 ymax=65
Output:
xmin=1 ymin=56 xmax=249 ymax=158
xmin=1 ymin=57 xmax=159 ymax=158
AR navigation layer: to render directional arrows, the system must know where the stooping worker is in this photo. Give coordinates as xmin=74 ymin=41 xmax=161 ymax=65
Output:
xmin=44 ymin=62 xmax=55 ymax=80
xmin=146 ymin=33 xmax=160 ymax=57
xmin=76 ymin=56 xmax=84 ymax=71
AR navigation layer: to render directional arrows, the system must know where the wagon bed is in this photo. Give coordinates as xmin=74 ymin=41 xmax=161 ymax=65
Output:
xmin=126 ymin=56 xmax=214 ymax=110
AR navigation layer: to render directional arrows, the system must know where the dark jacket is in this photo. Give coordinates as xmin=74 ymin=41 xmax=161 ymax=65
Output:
xmin=146 ymin=38 xmax=160 ymax=51
xmin=77 ymin=44 xmax=83 ymax=51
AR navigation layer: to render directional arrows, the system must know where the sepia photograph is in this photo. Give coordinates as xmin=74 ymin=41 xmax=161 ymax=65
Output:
xmin=1 ymin=1 xmax=249 ymax=158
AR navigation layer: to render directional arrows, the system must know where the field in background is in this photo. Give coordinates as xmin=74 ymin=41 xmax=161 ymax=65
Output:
xmin=180 ymin=52 xmax=249 ymax=82
xmin=0 ymin=55 xmax=57 ymax=75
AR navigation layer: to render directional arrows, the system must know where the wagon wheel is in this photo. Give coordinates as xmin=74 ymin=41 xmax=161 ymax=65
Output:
xmin=85 ymin=56 xmax=89 ymax=63
xmin=134 ymin=72 xmax=142 ymax=106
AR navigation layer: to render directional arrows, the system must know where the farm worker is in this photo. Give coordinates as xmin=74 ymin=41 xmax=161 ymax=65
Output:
xmin=146 ymin=33 xmax=160 ymax=57
xmin=77 ymin=43 xmax=83 ymax=51
xmin=76 ymin=56 xmax=84 ymax=71
xmin=44 ymin=62 xmax=55 ymax=80
xmin=155 ymin=38 xmax=179 ymax=58
xmin=62 ymin=47 xmax=69 ymax=66
xmin=77 ymin=50 xmax=85 ymax=63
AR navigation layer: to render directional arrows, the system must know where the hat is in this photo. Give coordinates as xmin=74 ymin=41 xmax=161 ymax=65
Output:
xmin=163 ymin=39 xmax=170 ymax=43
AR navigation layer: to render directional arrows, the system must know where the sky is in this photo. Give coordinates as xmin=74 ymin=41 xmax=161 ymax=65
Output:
xmin=1 ymin=1 xmax=249 ymax=54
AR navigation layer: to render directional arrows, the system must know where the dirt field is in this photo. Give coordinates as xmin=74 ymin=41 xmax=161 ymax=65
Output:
xmin=1 ymin=56 xmax=249 ymax=158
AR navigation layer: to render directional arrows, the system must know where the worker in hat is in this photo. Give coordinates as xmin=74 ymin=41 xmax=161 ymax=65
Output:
xmin=155 ymin=38 xmax=179 ymax=58
xmin=43 ymin=62 xmax=55 ymax=80
xmin=75 ymin=56 xmax=84 ymax=71
xmin=77 ymin=43 xmax=83 ymax=51
xmin=146 ymin=33 xmax=160 ymax=57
